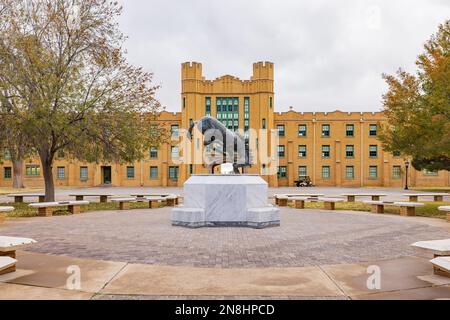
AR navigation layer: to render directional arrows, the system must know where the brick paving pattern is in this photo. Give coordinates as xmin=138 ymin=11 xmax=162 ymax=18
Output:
xmin=1 ymin=207 xmax=449 ymax=268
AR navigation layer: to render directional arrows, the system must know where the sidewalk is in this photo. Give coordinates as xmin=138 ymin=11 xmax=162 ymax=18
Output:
xmin=0 ymin=251 xmax=449 ymax=300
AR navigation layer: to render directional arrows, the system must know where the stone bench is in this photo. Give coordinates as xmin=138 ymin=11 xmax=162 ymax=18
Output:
xmin=430 ymin=257 xmax=450 ymax=277
xmin=111 ymin=197 xmax=138 ymax=210
xmin=317 ymin=197 xmax=344 ymax=210
xmin=438 ymin=206 xmax=450 ymax=222
xmin=69 ymin=194 xmax=113 ymax=203
xmin=275 ymin=195 xmax=289 ymax=207
xmin=289 ymin=196 xmax=310 ymax=209
xmin=145 ymin=195 xmax=178 ymax=208
xmin=341 ymin=194 xmax=387 ymax=202
xmin=0 ymin=236 xmax=36 ymax=274
xmin=274 ymin=194 xmax=323 ymax=206
xmin=0 ymin=206 xmax=14 ymax=213
xmin=7 ymin=194 xmax=45 ymax=203
xmin=362 ymin=200 xmax=395 ymax=214
xmin=393 ymin=202 xmax=424 ymax=216
xmin=29 ymin=201 xmax=90 ymax=216
xmin=403 ymin=193 xmax=448 ymax=202
xmin=0 ymin=256 xmax=17 ymax=275
xmin=411 ymin=239 xmax=450 ymax=257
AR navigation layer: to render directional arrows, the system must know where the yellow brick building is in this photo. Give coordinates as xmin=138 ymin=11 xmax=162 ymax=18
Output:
xmin=0 ymin=62 xmax=448 ymax=188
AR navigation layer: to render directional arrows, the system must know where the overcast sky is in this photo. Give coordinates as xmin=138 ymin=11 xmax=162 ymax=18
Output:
xmin=117 ymin=0 xmax=449 ymax=112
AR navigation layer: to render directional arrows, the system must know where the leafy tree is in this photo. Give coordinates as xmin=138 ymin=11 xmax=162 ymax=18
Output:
xmin=380 ymin=20 xmax=450 ymax=172
xmin=0 ymin=0 xmax=163 ymax=200
xmin=0 ymin=93 xmax=34 ymax=188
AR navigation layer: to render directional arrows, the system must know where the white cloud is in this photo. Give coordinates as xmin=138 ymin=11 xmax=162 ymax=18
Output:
xmin=117 ymin=0 xmax=450 ymax=112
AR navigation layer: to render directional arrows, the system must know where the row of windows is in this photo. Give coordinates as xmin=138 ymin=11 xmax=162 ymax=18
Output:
xmin=277 ymin=145 xmax=380 ymax=158
xmin=2 ymin=165 xmax=180 ymax=181
xmin=0 ymin=165 xmax=437 ymax=181
xmin=277 ymin=165 xmax=405 ymax=180
xmin=277 ymin=124 xmax=379 ymax=137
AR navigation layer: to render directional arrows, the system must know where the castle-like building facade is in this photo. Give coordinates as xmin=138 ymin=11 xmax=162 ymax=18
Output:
xmin=0 ymin=62 xmax=448 ymax=188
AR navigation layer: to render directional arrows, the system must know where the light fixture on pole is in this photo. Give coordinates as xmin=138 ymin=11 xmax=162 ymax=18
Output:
xmin=404 ymin=161 xmax=410 ymax=190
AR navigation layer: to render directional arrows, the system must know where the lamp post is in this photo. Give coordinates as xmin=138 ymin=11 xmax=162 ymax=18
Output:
xmin=404 ymin=161 xmax=410 ymax=190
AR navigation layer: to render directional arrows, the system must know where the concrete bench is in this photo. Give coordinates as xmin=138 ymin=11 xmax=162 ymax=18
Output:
xmin=69 ymin=194 xmax=113 ymax=203
xmin=0 ymin=206 xmax=14 ymax=213
xmin=274 ymin=194 xmax=323 ymax=205
xmin=438 ymin=206 xmax=450 ymax=222
xmin=411 ymin=239 xmax=450 ymax=257
xmin=430 ymin=257 xmax=450 ymax=277
xmin=29 ymin=201 xmax=90 ymax=216
xmin=341 ymin=194 xmax=387 ymax=202
xmin=111 ymin=197 xmax=138 ymax=210
xmin=145 ymin=195 xmax=178 ymax=208
xmin=317 ymin=197 xmax=344 ymax=210
xmin=0 ymin=236 xmax=36 ymax=274
xmin=403 ymin=193 xmax=448 ymax=202
xmin=7 ymin=194 xmax=45 ymax=203
xmin=393 ymin=202 xmax=424 ymax=216
xmin=289 ymin=197 xmax=310 ymax=209
xmin=0 ymin=256 xmax=17 ymax=275
xmin=362 ymin=200 xmax=395 ymax=214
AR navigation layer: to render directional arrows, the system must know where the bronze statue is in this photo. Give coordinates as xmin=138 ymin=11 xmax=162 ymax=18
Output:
xmin=187 ymin=116 xmax=252 ymax=174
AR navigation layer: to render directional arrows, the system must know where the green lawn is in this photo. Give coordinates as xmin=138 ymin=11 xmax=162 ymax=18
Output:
xmin=1 ymin=201 xmax=164 ymax=218
xmin=291 ymin=201 xmax=449 ymax=220
xmin=412 ymin=187 xmax=450 ymax=193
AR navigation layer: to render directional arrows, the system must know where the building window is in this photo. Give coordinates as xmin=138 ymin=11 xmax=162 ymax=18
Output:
xmin=277 ymin=166 xmax=287 ymax=179
xmin=262 ymin=118 xmax=266 ymax=129
xmin=277 ymin=125 xmax=285 ymax=137
xmin=298 ymin=124 xmax=307 ymax=137
xmin=346 ymin=124 xmax=354 ymax=137
xmin=269 ymin=97 xmax=273 ymax=108
xmin=423 ymin=169 xmax=438 ymax=176
xmin=150 ymin=166 xmax=158 ymax=179
xmin=189 ymin=164 xmax=193 ymax=175
xmin=3 ymin=167 xmax=12 ymax=179
xmin=298 ymin=145 xmax=307 ymax=158
xmin=369 ymin=166 xmax=378 ymax=179
xmin=183 ymin=97 xmax=186 ymax=109
xmin=278 ymin=145 xmax=285 ymax=158
xmin=150 ymin=147 xmax=158 ymax=159
xmin=322 ymin=166 xmax=330 ymax=179
xmin=322 ymin=145 xmax=330 ymax=158
xmin=346 ymin=145 xmax=354 ymax=158
xmin=171 ymin=125 xmax=179 ymax=139
xmin=80 ymin=167 xmax=88 ymax=181
xmin=346 ymin=166 xmax=355 ymax=179
xmin=393 ymin=151 xmax=401 ymax=157
xmin=216 ymin=97 xmax=239 ymax=130
xmin=25 ymin=165 xmax=40 ymax=177
xmin=205 ymin=97 xmax=211 ymax=116
xmin=171 ymin=146 xmax=179 ymax=160
xmin=57 ymin=167 xmax=65 ymax=180
xmin=126 ymin=166 xmax=135 ymax=179
xmin=369 ymin=124 xmax=377 ymax=136
xmin=322 ymin=124 xmax=330 ymax=137
xmin=392 ymin=166 xmax=401 ymax=179
xmin=169 ymin=166 xmax=179 ymax=180
xmin=298 ymin=166 xmax=307 ymax=178
xmin=369 ymin=145 xmax=378 ymax=158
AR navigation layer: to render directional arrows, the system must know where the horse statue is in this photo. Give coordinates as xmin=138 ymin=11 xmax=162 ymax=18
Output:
xmin=187 ymin=116 xmax=252 ymax=174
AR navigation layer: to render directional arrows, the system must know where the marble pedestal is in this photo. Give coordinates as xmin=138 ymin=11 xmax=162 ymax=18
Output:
xmin=172 ymin=175 xmax=280 ymax=229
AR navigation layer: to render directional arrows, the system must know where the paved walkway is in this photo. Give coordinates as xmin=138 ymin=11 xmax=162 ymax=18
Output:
xmin=1 ymin=251 xmax=450 ymax=300
xmin=1 ymin=208 xmax=449 ymax=268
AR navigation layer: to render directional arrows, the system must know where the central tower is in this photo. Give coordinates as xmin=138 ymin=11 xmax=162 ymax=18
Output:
xmin=180 ymin=61 xmax=277 ymax=186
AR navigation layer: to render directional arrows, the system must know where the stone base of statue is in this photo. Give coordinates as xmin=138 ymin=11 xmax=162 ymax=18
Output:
xmin=172 ymin=175 xmax=280 ymax=229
